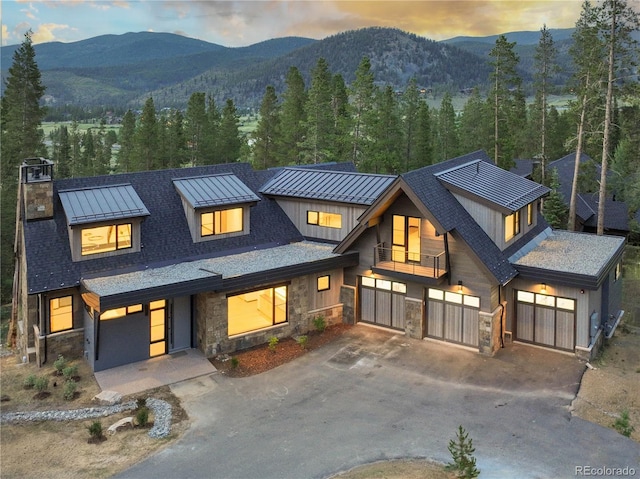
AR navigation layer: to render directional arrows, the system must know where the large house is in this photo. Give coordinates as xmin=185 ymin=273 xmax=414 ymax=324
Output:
xmin=13 ymin=151 xmax=625 ymax=373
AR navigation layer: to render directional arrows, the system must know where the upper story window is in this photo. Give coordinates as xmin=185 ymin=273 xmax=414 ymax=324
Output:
xmin=50 ymin=296 xmax=73 ymax=333
xmin=81 ymin=223 xmax=132 ymax=256
xmin=59 ymin=184 xmax=149 ymax=262
xmin=504 ymin=210 xmax=521 ymax=242
xmin=527 ymin=203 xmax=534 ymax=226
xmin=173 ymin=174 xmax=259 ymax=243
xmin=307 ymin=211 xmax=342 ymax=229
xmin=201 ymin=208 xmax=244 ymax=236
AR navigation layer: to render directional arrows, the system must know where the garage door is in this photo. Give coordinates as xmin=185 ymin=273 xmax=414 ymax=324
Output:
xmin=426 ymin=288 xmax=479 ymax=347
xmin=360 ymin=277 xmax=406 ymax=330
xmin=515 ymin=291 xmax=575 ymax=351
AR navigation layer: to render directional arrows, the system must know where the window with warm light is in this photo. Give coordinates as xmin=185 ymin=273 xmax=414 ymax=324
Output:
xmin=149 ymin=299 xmax=166 ymax=357
xmin=201 ymin=207 xmax=243 ymax=237
xmin=228 ymin=285 xmax=288 ymax=336
xmin=100 ymin=304 xmax=143 ymax=320
xmin=307 ymin=210 xmax=342 ymax=229
xmin=317 ymin=275 xmax=330 ymax=292
xmin=50 ymin=296 xmax=73 ymax=333
xmin=504 ymin=210 xmax=521 ymax=242
xmin=527 ymin=203 xmax=534 ymax=226
xmin=81 ymin=223 xmax=132 ymax=256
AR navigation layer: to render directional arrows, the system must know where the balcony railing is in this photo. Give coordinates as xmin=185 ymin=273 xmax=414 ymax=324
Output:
xmin=373 ymin=243 xmax=447 ymax=279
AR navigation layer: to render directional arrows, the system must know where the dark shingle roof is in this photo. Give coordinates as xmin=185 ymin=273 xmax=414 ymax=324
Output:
xmin=59 ymin=184 xmax=150 ymax=225
xmin=24 ymin=163 xmax=303 ymax=294
xmin=173 ymin=174 xmax=260 ymax=208
xmin=402 ymin=151 xmax=519 ymax=285
xmin=435 ymin=160 xmax=550 ymax=213
xmin=260 ymin=168 xmax=395 ymax=205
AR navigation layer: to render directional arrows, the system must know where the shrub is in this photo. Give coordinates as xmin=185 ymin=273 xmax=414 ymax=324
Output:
xmin=63 ymin=380 xmax=77 ymax=400
xmin=53 ymin=355 xmax=67 ymax=375
xmin=231 ymin=356 xmax=239 ymax=368
xmin=297 ymin=335 xmax=308 ymax=349
xmin=34 ymin=376 xmax=49 ymax=393
xmin=87 ymin=421 xmax=104 ymax=440
xmin=268 ymin=336 xmax=279 ymax=352
xmin=23 ymin=374 xmax=37 ymax=389
xmin=136 ymin=406 xmax=149 ymax=427
xmin=445 ymin=425 xmax=480 ymax=478
xmin=62 ymin=365 xmax=78 ymax=381
xmin=313 ymin=315 xmax=326 ymax=333
xmin=613 ymin=410 xmax=635 ymax=437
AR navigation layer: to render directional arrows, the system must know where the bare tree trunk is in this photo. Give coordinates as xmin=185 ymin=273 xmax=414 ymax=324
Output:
xmin=494 ymin=67 xmax=499 ymax=165
xmin=569 ymin=86 xmax=589 ymax=231
xmin=598 ymin=3 xmax=617 ymax=236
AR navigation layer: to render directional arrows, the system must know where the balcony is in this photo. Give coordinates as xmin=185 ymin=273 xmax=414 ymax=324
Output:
xmin=373 ymin=243 xmax=447 ymax=280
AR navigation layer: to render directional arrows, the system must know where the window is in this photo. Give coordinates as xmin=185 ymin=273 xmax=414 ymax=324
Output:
xmin=307 ymin=211 xmax=342 ymax=229
xmin=392 ymin=215 xmax=421 ymax=262
xmin=504 ymin=210 xmax=521 ymax=242
xmin=317 ymin=275 xmax=330 ymax=292
xmin=100 ymin=304 xmax=143 ymax=321
xmin=149 ymin=300 xmax=166 ymax=357
xmin=50 ymin=296 xmax=73 ymax=333
xmin=614 ymin=262 xmax=621 ymax=281
xmin=201 ymin=207 xmax=243 ymax=237
xmin=228 ymin=285 xmax=288 ymax=336
xmin=527 ymin=203 xmax=534 ymax=226
xmin=81 ymin=223 xmax=132 ymax=256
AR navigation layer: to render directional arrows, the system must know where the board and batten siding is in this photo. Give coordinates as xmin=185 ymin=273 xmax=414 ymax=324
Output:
xmin=309 ymin=268 xmax=343 ymax=311
xmin=275 ymin=198 xmax=366 ymax=242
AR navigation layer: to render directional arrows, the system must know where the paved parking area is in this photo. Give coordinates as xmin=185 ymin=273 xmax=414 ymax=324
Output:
xmin=116 ymin=326 xmax=640 ymax=479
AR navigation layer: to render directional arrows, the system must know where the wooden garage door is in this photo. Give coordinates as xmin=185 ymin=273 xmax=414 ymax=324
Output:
xmin=515 ymin=291 xmax=575 ymax=351
xmin=360 ymin=277 xmax=406 ymax=330
xmin=426 ymin=288 xmax=479 ymax=347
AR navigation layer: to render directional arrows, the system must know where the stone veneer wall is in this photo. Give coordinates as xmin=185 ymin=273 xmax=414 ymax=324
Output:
xmin=404 ymin=298 xmax=423 ymax=339
xmin=36 ymin=329 xmax=85 ymax=366
xmin=196 ymin=275 xmax=344 ymax=357
xmin=339 ymin=286 xmax=355 ymax=325
xmin=478 ymin=302 xmax=505 ymax=355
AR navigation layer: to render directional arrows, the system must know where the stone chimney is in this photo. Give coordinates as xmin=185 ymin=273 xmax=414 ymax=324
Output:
xmin=20 ymin=158 xmax=54 ymax=221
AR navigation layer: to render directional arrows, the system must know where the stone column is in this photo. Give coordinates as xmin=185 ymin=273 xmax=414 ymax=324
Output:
xmin=339 ymin=286 xmax=356 ymax=325
xmin=478 ymin=302 xmax=505 ymax=356
xmin=404 ymin=297 xmax=423 ymax=339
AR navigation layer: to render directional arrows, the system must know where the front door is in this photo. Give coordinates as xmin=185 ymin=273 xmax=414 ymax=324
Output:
xmin=169 ymin=296 xmax=192 ymax=353
xmin=392 ymin=215 xmax=421 ymax=263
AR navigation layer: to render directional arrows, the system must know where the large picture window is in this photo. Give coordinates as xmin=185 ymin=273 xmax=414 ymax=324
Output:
xmin=201 ymin=207 xmax=243 ymax=237
xmin=81 ymin=224 xmax=132 ymax=256
xmin=50 ymin=296 xmax=73 ymax=333
xmin=228 ymin=285 xmax=288 ymax=336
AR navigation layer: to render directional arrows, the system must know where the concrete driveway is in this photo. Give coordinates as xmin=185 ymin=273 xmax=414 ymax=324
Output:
xmin=117 ymin=326 xmax=640 ymax=479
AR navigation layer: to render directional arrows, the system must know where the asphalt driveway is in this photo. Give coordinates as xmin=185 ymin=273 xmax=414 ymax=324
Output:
xmin=117 ymin=326 xmax=640 ymax=479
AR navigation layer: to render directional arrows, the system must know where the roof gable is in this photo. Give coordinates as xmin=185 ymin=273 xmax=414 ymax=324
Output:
xmin=435 ymin=160 xmax=550 ymax=214
xmin=173 ymin=173 xmax=260 ymax=208
xmin=59 ymin=183 xmax=150 ymax=225
xmin=260 ymin=168 xmax=395 ymax=205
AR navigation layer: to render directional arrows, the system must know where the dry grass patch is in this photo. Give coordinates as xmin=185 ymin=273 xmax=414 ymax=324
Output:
xmin=331 ymin=459 xmax=452 ymax=479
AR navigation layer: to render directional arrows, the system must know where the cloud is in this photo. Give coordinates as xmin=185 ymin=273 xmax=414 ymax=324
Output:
xmin=31 ymin=23 xmax=72 ymax=43
xmin=1 ymin=24 xmax=12 ymax=46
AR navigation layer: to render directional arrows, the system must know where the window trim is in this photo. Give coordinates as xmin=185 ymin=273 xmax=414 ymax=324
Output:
xmin=49 ymin=295 xmax=73 ymax=333
xmin=201 ymin=207 xmax=244 ymax=238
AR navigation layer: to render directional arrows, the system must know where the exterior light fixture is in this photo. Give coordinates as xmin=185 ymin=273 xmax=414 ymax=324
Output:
xmin=458 ymin=280 xmax=463 ymax=293
xmin=541 ymin=283 xmax=547 ymax=294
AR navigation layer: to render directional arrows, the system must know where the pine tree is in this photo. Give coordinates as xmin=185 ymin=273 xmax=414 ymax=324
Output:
xmin=459 ymin=89 xmax=492 ymax=155
xmin=414 ymin=100 xmax=433 ymax=168
xmin=331 ymin=73 xmax=352 ymax=162
xmin=401 ymin=78 xmax=421 ymax=172
xmin=133 ymin=97 xmax=159 ymax=171
xmin=301 ymin=58 xmax=334 ymax=164
xmin=218 ymin=99 xmax=242 ymax=163
xmin=368 ymin=85 xmax=403 ymax=173
xmin=436 ymin=92 xmax=459 ymax=162
xmin=186 ymin=92 xmax=208 ymax=166
xmin=253 ymin=85 xmax=280 ymax=169
xmin=117 ymin=110 xmax=136 ymax=173
xmin=446 ymin=426 xmax=480 ymax=479
xmin=488 ymin=35 xmax=522 ymax=170
xmin=203 ymin=94 xmax=221 ymax=163
xmin=349 ymin=57 xmax=377 ymax=166
xmin=277 ymin=67 xmax=307 ymax=165
xmin=166 ymin=109 xmax=187 ymax=169
xmin=543 ymin=168 xmax=570 ymax=229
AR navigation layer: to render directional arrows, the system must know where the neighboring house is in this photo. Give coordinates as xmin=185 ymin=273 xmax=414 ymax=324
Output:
xmin=513 ymin=153 xmax=639 ymax=237
xmin=335 ymin=151 xmax=625 ymax=359
xmin=13 ymin=151 xmax=625 ymax=374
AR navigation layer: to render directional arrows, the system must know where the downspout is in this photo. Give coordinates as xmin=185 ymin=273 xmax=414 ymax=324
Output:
xmin=498 ymin=285 xmax=505 ymax=348
xmin=444 ymin=232 xmax=451 ymax=285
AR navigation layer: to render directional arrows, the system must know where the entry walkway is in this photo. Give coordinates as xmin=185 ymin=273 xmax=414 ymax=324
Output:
xmin=94 ymin=349 xmax=216 ymax=396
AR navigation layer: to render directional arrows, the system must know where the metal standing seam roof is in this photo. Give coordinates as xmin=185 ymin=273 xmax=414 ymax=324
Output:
xmin=260 ymin=168 xmax=396 ymax=205
xmin=173 ymin=173 xmax=261 ymax=208
xmin=435 ymin=160 xmax=550 ymax=213
xmin=59 ymin=184 xmax=150 ymax=225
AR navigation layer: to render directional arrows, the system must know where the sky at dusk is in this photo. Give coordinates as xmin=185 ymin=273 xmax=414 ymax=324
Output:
xmin=2 ymin=0 xmax=588 ymax=47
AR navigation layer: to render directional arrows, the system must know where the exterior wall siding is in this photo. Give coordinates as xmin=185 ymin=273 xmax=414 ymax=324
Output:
xmin=275 ymin=198 xmax=365 ymax=242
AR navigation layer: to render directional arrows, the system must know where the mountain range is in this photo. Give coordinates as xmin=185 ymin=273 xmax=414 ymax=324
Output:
xmin=1 ymin=27 xmax=577 ymax=111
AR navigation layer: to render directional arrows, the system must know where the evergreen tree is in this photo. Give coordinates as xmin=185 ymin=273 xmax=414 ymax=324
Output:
xmin=546 ymin=106 xmax=571 ymax=161
xmin=166 ymin=109 xmax=187 ymax=169
xmin=459 ymin=89 xmax=492 ymax=155
xmin=69 ymin=121 xmax=82 ymax=177
xmin=488 ymin=35 xmax=522 ymax=170
xmin=436 ymin=92 xmax=459 ymax=162
xmin=94 ymin=118 xmax=111 ymax=175
xmin=53 ymin=125 xmax=72 ymax=179
xmin=446 ymin=426 xmax=480 ymax=479
xmin=331 ymin=74 xmax=352 ymax=162
xmin=368 ymin=85 xmax=403 ymax=173
xmin=80 ymin=129 xmax=95 ymax=176
xmin=277 ymin=67 xmax=307 ymax=165
xmin=253 ymin=85 xmax=280 ymax=169
xmin=117 ymin=110 xmax=136 ymax=173
xmin=349 ymin=57 xmax=377 ymax=166
xmin=543 ymin=168 xmax=570 ymax=229
xmin=134 ymin=97 xmax=159 ymax=171
xmin=203 ymin=94 xmax=221 ymax=163
xmin=401 ymin=78 xmax=421 ymax=172
xmin=414 ymin=100 xmax=434 ymax=168
xmin=301 ymin=58 xmax=334 ymax=164
xmin=218 ymin=99 xmax=242 ymax=163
